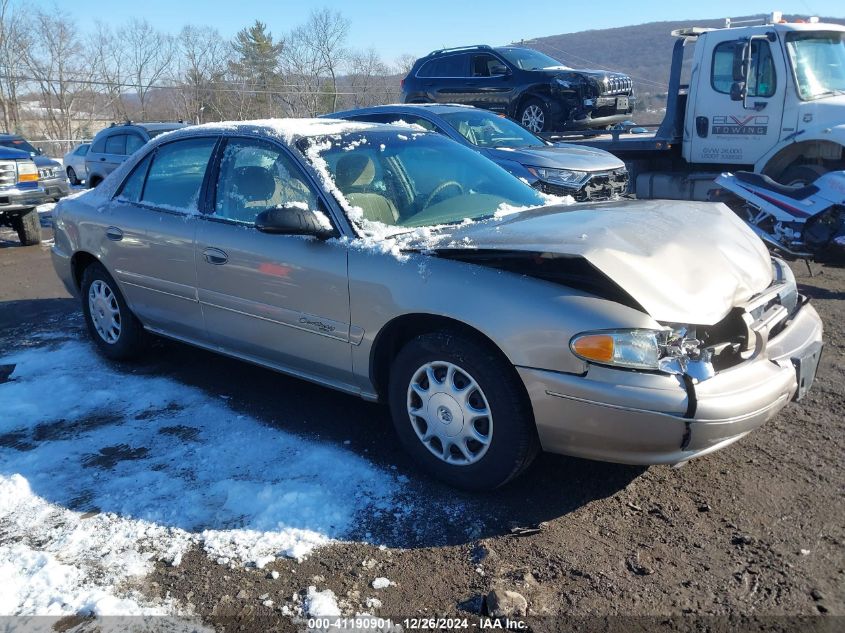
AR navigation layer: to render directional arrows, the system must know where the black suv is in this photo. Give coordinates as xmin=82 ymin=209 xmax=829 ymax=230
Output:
xmin=402 ymin=45 xmax=634 ymax=134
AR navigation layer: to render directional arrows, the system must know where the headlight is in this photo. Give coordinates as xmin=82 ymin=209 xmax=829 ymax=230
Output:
xmin=526 ymin=166 xmax=589 ymax=187
xmin=570 ymin=329 xmax=664 ymax=370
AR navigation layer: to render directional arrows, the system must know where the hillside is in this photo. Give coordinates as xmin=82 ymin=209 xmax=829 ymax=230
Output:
xmin=516 ymin=14 xmax=845 ymax=122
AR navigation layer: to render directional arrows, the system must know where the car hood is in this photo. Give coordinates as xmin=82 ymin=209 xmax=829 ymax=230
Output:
xmin=33 ymin=155 xmax=61 ymax=168
xmin=410 ymin=199 xmax=773 ymax=325
xmin=485 ymin=144 xmax=624 ymax=172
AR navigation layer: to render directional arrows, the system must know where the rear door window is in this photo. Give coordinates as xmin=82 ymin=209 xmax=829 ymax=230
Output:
xmin=104 ymin=134 xmax=126 ymax=155
xmin=125 ymin=134 xmax=145 ymax=155
xmin=141 ymin=138 xmax=217 ymax=212
xmin=116 ymin=153 xmax=153 ymax=202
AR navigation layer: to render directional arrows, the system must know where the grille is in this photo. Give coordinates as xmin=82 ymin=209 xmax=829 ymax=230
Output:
xmin=0 ymin=160 xmax=16 ymax=187
xmin=538 ymin=168 xmax=629 ymax=202
xmin=601 ymin=76 xmax=633 ymax=95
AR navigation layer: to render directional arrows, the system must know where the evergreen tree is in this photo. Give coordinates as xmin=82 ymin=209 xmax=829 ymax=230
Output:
xmin=229 ymin=21 xmax=283 ymax=116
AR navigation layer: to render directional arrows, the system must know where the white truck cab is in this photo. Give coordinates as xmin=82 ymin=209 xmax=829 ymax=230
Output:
xmin=684 ymin=18 xmax=845 ymax=184
xmin=566 ymin=13 xmax=845 ymax=200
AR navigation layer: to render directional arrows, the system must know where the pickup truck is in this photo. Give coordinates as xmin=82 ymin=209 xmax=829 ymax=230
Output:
xmin=555 ymin=13 xmax=845 ymax=199
xmin=0 ymin=146 xmax=46 ymax=245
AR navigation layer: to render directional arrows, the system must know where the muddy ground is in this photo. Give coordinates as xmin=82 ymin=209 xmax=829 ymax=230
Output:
xmin=1 ymin=223 xmax=842 ymax=631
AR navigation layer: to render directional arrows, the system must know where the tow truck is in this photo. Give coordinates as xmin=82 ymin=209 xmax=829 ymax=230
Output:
xmin=553 ymin=12 xmax=845 ymax=200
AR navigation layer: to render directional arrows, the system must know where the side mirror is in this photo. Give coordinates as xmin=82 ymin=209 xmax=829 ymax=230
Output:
xmin=730 ymin=81 xmax=746 ymax=102
xmin=732 ymin=42 xmax=748 ymax=81
xmin=489 ymin=64 xmax=509 ymax=76
xmin=254 ymin=205 xmax=335 ymax=238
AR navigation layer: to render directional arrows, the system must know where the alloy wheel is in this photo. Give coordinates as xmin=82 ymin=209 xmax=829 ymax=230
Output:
xmin=88 ymin=279 xmax=122 ymax=344
xmin=406 ymin=361 xmax=493 ymax=465
xmin=521 ymin=105 xmax=545 ymax=132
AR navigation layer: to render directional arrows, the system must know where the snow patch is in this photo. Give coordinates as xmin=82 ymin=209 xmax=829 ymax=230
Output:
xmin=0 ymin=340 xmax=404 ymax=615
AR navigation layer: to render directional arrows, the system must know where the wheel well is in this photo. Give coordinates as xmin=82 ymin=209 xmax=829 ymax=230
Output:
xmin=763 ymin=140 xmax=845 ymax=179
xmin=71 ymin=251 xmax=98 ymax=289
xmin=513 ymin=90 xmax=550 ymax=118
xmin=369 ymin=314 xmax=513 ymax=401
xmin=88 ymin=175 xmax=103 ymax=187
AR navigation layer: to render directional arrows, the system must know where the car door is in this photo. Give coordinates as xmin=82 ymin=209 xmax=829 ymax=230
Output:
xmin=465 ymin=52 xmax=514 ymax=112
xmin=418 ymin=53 xmax=471 ymax=104
xmin=194 ymin=136 xmax=354 ymax=387
xmin=687 ymin=35 xmax=787 ymax=166
xmin=101 ymin=136 xmax=218 ymax=341
xmin=101 ymin=133 xmax=127 ymax=176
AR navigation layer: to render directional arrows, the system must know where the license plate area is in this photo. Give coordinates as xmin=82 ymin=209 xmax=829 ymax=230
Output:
xmin=792 ymin=341 xmax=823 ymax=401
xmin=616 ymin=96 xmax=629 ymax=110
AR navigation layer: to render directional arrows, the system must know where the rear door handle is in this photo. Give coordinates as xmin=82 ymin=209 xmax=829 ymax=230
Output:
xmin=203 ymin=247 xmax=228 ymax=265
xmin=105 ymin=226 xmax=123 ymax=241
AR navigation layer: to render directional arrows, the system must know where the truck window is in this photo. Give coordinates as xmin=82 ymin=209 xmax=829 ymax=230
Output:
xmin=712 ymin=40 xmax=777 ymax=98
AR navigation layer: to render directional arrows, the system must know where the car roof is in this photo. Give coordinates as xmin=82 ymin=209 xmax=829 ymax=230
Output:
xmin=146 ymin=118 xmax=417 ymax=145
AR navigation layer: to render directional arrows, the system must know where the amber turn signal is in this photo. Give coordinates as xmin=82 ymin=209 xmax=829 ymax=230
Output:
xmin=570 ymin=334 xmax=614 ymax=363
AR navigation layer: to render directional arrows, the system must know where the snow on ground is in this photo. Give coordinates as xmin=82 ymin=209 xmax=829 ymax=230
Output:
xmin=0 ymin=339 xmax=405 ymax=616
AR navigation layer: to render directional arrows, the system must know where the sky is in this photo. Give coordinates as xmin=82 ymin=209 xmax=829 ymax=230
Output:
xmin=59 ymin=0 xmax=844 ymax=61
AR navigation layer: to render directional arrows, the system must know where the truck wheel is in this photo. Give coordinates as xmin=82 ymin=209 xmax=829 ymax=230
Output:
xmin=519 ymin=98 xmax=549 ymax=134
xmin=67 ymin=166 xmax=79 ymax=185
xmin=779 ymin=164 xmax=827 ymax=187
xmin=81 ymin=263 xmax=146 ymax=360
xmin=14 ymin=208 xmax=41 ymax=246
xmin=388 ymin=330 xmax=539 ymax=490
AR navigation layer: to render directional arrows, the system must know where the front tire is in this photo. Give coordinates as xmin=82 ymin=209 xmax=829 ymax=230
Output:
xmin=388 ymin=330 xmax=539 ymax=490
xmin=13 ymin=208 xmax=41 ymax=246
xmin=518 ymin=98 xmax=550 ymax=134
xmin=81 ymin=263 xmax=146 ymax=360
xmin=778 ymin=164 xmax=827 ymax=187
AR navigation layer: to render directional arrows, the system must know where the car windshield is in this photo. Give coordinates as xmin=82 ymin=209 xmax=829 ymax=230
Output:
xmin=439 ymin=109 xmax=547 ymax=148
xmin=496 ymin=47 xmax=567 ymax=70
xmin=0 ymin=138 xmax=38 ymax=154
xmin=303 ymin=130 xmax=546 ymax=229
xmin=146 ymin=127 xmax=183 ymax=139
xmin=786 ymin=31 xmax=845 ymax=99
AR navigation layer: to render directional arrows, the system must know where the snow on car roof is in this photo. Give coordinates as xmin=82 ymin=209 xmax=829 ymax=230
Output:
xmin=156 ymin=118 xmax=384 ymax=145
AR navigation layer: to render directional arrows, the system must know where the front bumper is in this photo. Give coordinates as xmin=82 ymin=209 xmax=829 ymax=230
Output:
xmin=519 ymin=300 xmax=824 ymax=465
xmin=0 ymin=185 xmax=47 ymax=215
xmin=40 ymin=175 xmax=70 ymax=199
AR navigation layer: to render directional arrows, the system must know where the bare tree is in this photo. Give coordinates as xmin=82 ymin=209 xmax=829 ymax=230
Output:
xmin=0 ymin=0 xmax=28 ymax=131
xmin=304 ymin=9 xmax=349 ymax=112
xmin=347 ymin=48 xmax=393 ymax=108
xmin=22 ymin=9 xmax=96 ymax=141
xmin=175 ymin=25 xmax=229 ymax=123
xmin=89 ymin=22 xmax=129 ymax=121
xmin=119 ymin=19 xmax=174 ymax=119
xmin=394 ymin=53 xmax=418 ymax=77
xmin=279 ymin=24 xmax=325 ymax=117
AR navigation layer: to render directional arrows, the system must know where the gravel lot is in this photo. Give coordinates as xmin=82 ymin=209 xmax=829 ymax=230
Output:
xmin=1 ymin=221 xmax=842 ymax=631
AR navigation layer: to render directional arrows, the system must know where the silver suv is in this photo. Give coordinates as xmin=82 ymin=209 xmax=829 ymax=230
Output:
xmin=85 ymin=121 xmax=187 ymax=188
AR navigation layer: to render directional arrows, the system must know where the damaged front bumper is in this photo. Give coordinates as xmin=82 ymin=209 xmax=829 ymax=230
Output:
xmin=518 ymin=298 xmax=823 ymax=465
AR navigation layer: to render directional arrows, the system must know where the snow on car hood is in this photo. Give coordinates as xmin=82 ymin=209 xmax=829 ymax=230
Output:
xmin=485 ymin=143 xmax=624 ymax=172
xmin=416 ymin=199 xmax=773 ymax=325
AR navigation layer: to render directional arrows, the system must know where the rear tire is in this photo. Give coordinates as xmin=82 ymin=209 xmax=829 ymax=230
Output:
xmin=81 ymin=263 xmax=146 ymax=360
xmin=388 ymin=330 xmax=539 ymax=490
xmin=88 ymin=175 xmax=102 ymax=189
xmin=67 ymin=166 xmax=79 ymax=185
xmin=13 ymin=208 xmax=41 ymax=246
xmin=778 ymin=164 xmax=827 ymax=187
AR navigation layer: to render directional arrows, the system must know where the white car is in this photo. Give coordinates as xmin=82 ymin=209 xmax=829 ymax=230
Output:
xmin=62 ymin=143 xmax=90 ymax=185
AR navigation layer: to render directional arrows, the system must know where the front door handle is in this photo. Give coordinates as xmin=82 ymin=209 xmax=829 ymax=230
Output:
xmin=203 ymin=247 xmax=228 ymax=265
xmin=105 ymin=226 xmax=123 ymax=241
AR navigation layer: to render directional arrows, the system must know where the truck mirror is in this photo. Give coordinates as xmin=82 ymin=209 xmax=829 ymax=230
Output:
xmin=489 ymin=64 xmax=509 ymax=76
xmin=730 ymin=81 xmax=746 ymax=102
xmin=732 ymin=42 xmax=748 ymax=81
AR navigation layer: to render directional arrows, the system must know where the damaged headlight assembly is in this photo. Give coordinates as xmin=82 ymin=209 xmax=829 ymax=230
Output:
xmin=526 ymin=166 xmax=589 ymax=187
xmin=570 ymin=327 xmax=715 ymax=382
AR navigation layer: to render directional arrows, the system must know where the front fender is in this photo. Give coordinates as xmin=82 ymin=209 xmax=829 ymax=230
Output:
xmin=757 ymin=124 xmax=845 ymax=174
